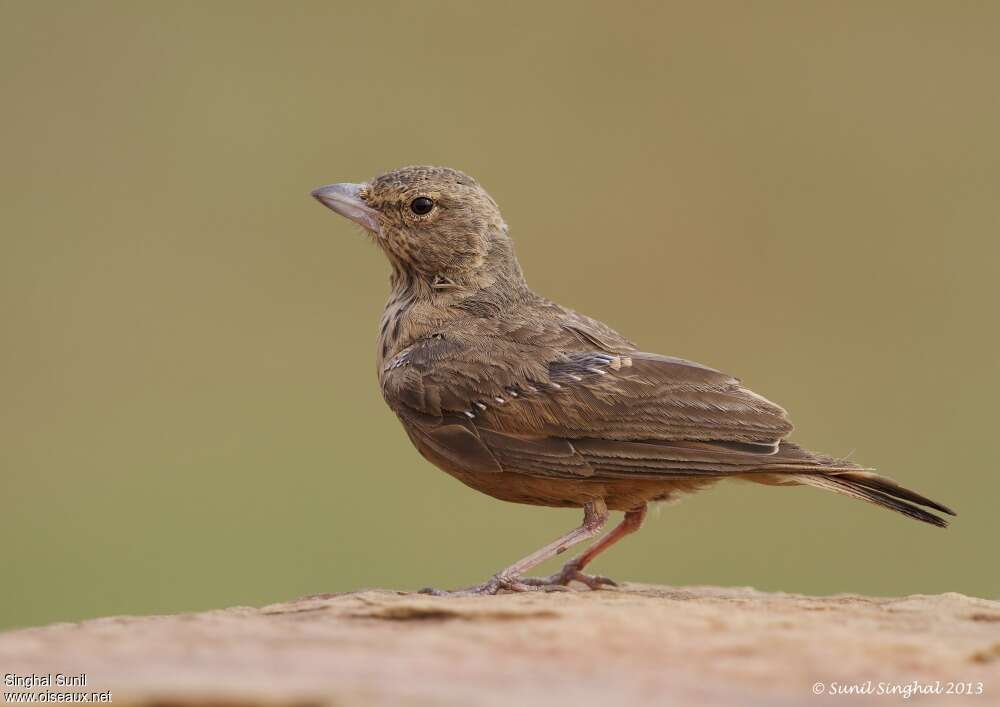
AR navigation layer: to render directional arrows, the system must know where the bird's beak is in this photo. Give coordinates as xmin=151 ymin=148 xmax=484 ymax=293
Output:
xmin=310 ymin=183 xmax=380 ymax=234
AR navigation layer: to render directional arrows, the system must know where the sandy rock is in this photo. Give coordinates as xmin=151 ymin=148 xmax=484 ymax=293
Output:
xmin=1 ymin=584 xmax=997 ymax=706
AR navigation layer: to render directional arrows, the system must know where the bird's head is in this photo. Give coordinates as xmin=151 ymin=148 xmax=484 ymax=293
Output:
xmin=312 ymin=166 xmax=519 ymax=290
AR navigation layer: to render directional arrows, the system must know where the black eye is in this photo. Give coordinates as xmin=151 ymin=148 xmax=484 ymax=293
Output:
xmin=410 ymin=197 xmax=434 ymax=215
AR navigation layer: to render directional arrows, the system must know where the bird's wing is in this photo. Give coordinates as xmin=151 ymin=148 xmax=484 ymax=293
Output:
xmin=380 ymin=330 xmax=821 ymax=481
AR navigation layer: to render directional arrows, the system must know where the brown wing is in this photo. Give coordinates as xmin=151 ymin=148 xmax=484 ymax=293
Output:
xmin=498 ymin=350 xmax=793 ymax=447
xmin=381 ymin=327 xmax=815 ymax=482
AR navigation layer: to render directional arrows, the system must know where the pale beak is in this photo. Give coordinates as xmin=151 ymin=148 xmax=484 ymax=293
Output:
xmin=310 ymin=182 xmax=381 ymax=234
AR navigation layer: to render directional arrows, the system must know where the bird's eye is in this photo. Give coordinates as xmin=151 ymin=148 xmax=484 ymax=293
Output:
xmin=410 ymin=197 xmax=434 ymax=215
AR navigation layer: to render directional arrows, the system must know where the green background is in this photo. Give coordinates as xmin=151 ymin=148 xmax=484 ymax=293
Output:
xmin=2 ymin=1 xmax=997 ymax=631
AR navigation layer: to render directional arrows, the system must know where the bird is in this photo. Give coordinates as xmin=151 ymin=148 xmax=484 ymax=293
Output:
xmin=310 ymin=165 xmax=954 ymax=595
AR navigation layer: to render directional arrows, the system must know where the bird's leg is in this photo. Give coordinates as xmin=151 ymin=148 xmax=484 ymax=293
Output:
xmin=523 ymin=504 xmax=647 ymax=589
xmin=420 ymin=500 xmax=610 ymax=596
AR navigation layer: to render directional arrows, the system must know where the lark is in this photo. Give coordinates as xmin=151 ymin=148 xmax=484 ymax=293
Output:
xmin=311 ymin=166 xmax=953 ymax=595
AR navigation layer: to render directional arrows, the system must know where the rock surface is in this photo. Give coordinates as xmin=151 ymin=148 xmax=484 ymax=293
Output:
xmin=1 ymin=585 xmax=998 ymax=706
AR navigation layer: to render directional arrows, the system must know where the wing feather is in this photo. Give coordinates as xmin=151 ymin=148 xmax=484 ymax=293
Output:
xmin=382 ymin=330 xmax=799 ymax=482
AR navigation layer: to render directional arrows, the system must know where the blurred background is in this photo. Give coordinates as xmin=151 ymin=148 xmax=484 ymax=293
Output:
xmin=2 ymin=1 xmax=997 ymax=631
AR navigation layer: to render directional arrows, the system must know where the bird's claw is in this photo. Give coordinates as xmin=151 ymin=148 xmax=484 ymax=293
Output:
xmin=521 ymin=563 xmax=619 ymax=590
xmin=418 ymin=573 xmax=574 ymax=596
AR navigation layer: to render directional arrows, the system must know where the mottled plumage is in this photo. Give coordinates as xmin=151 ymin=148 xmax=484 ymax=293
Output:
xmin=311 ymin=166 xmax=954 ymax=594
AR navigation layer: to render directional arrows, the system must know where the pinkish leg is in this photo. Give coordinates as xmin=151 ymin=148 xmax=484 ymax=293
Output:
xmin=420 ymin=500 xmax=610 ymax=596
xmin=523 ymin=504 xmax=647 ymax=589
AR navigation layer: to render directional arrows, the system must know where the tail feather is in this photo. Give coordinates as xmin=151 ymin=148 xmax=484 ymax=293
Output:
xmin=826 ymin=470 xmax=956 ymax=517
xmin=793 ymin=472 xmax=953 ymax=528
xmin=750 ymin=442 xmax=955 ymax=528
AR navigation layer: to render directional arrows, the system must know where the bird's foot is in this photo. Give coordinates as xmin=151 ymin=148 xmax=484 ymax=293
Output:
xmin=418 ymin=572 xmax=572 ymax=597
xmin=521 ymin=561 xmax=618 ymax=590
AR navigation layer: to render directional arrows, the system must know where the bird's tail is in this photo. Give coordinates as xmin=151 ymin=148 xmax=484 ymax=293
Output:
xmin=751 ymin=443 xmax=956 ymax=528
xmin=791 ymin=470 xmax=955 ymax=528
